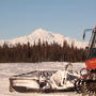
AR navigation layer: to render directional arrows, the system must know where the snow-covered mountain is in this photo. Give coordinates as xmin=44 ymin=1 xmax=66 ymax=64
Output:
xmin=0 ymin=28 xmax=87 ymax=48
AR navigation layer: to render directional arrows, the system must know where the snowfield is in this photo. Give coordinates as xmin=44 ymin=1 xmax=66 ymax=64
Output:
xmin=0 ymin=62 xmax=85 ymax=96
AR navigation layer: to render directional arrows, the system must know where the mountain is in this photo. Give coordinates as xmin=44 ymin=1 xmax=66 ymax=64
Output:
xmin=0 ymin=28 xmax=87 ymax=48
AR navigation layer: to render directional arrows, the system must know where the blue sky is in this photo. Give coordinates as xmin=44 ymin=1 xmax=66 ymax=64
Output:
xmin=0 ymin=0 xmax=96 ymax=40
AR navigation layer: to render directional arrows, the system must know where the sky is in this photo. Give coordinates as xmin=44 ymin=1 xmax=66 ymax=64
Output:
xmin=0 ymin=0 xmax=96 ymax=40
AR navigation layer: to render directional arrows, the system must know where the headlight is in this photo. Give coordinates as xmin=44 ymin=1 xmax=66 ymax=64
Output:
xmin=80 ymin=68 xmax=89 ymax=76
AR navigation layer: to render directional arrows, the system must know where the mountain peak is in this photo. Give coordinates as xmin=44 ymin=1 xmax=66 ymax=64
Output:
xmin=35 ymin=28 xmax=46 ymax=32
xmin=32 ymin=28 xmax=48 ymax=35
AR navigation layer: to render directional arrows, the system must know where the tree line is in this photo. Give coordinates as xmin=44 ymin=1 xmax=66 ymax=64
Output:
xmin=0 ymin=40 xmax=87 ymax=63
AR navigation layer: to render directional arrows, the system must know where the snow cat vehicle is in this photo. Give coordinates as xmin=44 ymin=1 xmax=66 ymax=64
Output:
xmin=75 ymin=26 xmax=96 ymax=95
xmin=9 ymin=64 xmax=79 ymax=93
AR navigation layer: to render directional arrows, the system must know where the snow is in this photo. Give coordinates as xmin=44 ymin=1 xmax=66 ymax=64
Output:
xmin=0 ymin=62 xmax=85 ymax=96
xmin=0 ymin=28 xmax=87 ymax=48
xmin=0 ymin=40 xmax=4 ymax=46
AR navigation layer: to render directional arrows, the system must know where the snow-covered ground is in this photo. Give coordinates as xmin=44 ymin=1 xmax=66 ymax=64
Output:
xmin=0 ymin=62 xmax=85 ymax=96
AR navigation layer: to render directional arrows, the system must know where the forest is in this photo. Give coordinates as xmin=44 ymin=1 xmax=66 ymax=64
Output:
xmin=0 ymin=40 xmax=87 ymax=63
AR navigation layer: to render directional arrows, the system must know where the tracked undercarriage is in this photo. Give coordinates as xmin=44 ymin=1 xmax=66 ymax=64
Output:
xmin=75 ymin=70 xmax=96 ymax=95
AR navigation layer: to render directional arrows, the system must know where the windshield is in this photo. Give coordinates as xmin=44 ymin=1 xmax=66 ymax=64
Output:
xmin=89 ymin=31 xmax=96 ymax=49
xmin=88 ymin=28 xmax=96 ymax=58
xmin=88 ymin=48 xmax=96 ymax=58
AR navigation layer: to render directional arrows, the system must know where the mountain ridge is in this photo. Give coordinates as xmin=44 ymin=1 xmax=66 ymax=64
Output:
xmin=0 ymin=28 xmax=87 ymax=48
